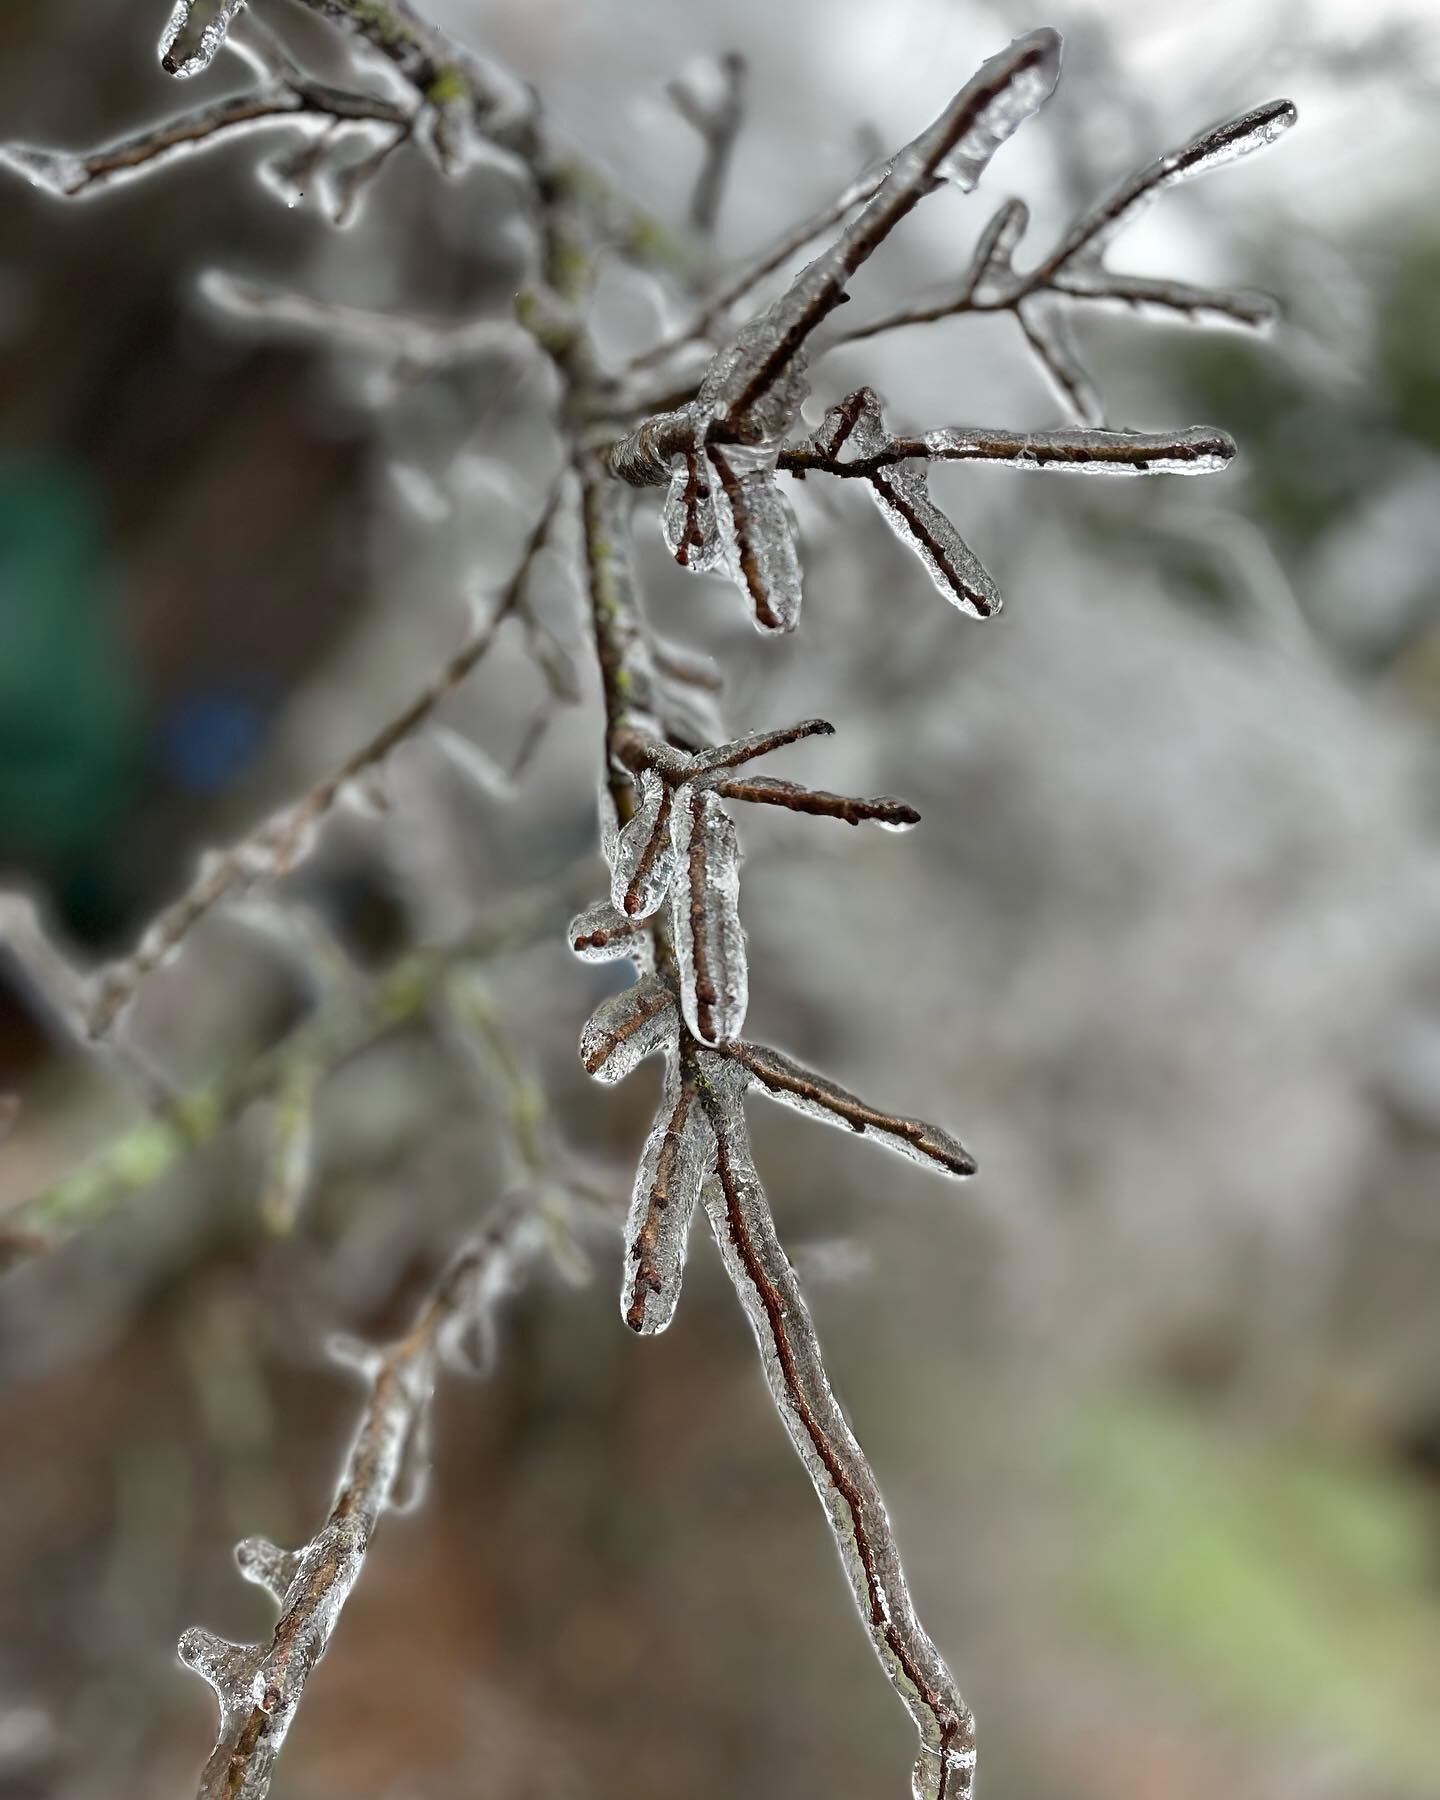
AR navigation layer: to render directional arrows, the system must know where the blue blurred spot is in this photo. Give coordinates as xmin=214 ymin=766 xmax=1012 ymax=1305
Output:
xmin=159 ymin=683 xmax=271 ymax=794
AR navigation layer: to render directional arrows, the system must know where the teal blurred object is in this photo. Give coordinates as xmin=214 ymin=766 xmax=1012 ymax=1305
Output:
xmin=0 ymin=454 xmax=140 ymax=933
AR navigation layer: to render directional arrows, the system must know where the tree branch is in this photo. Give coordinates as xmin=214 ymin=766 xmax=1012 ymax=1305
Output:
xmin=81 ymin=487 xmax=561 ymax=1038
xmin=0 ymin=863 xmax=595 ymax=1266
xmin=179 ymin=1197 xmax=542 ymax=1800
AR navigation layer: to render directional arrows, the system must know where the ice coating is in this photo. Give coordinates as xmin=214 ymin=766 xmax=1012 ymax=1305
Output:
xmin=178 ymin=1206 xmax=537 ymax=1797
xmin=610 ymin=769 xmax=678 ymax=919
xmin=1052 ymin=268 xmax=1279 ymax=332
xmin=823 ymin=388 xmax=1001 ymax=618
xmin=965 ymin=196 xmax=1030 ymax=292
xmin=698 ymin=1058 xmax=976 ymax=1800
xmin=1017 ymin=296 xmax=1103 ymax=426
xmin=871 ymin=463 xmax=1001 ymax=617
xmin=0 ymin=144 xmax=85 ymax=198
xmin=693 ymin=716 xmax=833 ymax=774
xmin=661 ymin=448 xmax=724 ymax=571
xmin=236 ymin=1536 xmax=305 ymax=1605
xmin=700 ymin=31 xmax=1060 ymax=434
xmin=1050 ymin=96 xmax=1298 ymax=270
xmin=579 ymin=973 xmax=678 ymax=1082
xmin=729 ymin=1041 xmax=975 ymax=1177
xmin=921 ymin=424 xmax=1235 ymax=477
xmin=669 ymin=789 xmax=748 ymax=1045
xmin=179 ymin=1513 xmax=371 ymax=1798
xmin=160 ymin=0 xmax=248 ymax=78
xmin=621 ymin=1054 xmax=716 ymax=1333
xmin=937 ymin=35 xmax=1063 ymax=192
xmin=707 ymin=450 xmax=803 ymax=633
xmin=568 ymin=899 xmax=653 ymax=967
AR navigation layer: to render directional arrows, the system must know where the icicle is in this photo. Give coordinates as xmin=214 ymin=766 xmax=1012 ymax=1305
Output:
xmin=707 ymin=449 xmax=803 ymax=634
xmin=568 ymin=900 xmax=653 ymax=966
xmin=579 ymin=974 xmax=677 ymax=1082
xmin=661 ymin=447 xmax=723 ymax=571
xmin=160 ymin=0 xmax=248 ymax=78
xmin=669 ymin=788 xmax=747 ymax=1046
xmin=609 ymin=769 xmax=679 ymax=919
xmin=936 ymin=33 xmax=1063 ymax=192
xmin=621 ymin=1055 xmax=715 ymax=1333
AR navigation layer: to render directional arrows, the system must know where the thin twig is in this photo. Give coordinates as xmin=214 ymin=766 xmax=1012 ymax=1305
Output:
xmin=698 ymin=1064 xmax=976 ymax=1800
xmin=668 ymin=52 xmax=748 ymax=237
xmin=179 ymin=1197 xmax=542 ymax=1800
xmin=84 ymin=488 xmax=562 ymax=1037
xmin=621 ymin=167 xmax=884 ymax=376
xmin=719 ymin=1040 xmax=975 ymax=1177
xmin=1 ymin=863 xmax=596 ymax=1266
xmin=708 ymin=775 xmax=919 ymax=828
xmin=0 ymin=82 xmax=410 ymax=199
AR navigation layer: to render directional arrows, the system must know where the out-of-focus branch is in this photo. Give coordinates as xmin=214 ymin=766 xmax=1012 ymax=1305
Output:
xmin=81 ymin=488 xmax=561 ymax=1039
xmin=282 ymin=0 xmax=536 ymax=157
xmin=0 ymin=862 xmax=596 ymax=1267
xmin=179 ymin=1196 xmax=542 ymax=1800
xmin=0 ymin=81 xmax=410 ymax=200
xmin=620 ymin=167 xmax=885 ymax=378
xmin=668 ymin=52 xmax=748 ymax=237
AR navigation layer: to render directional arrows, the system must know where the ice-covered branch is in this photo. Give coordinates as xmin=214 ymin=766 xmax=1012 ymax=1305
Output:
xmin=779 ymin=419 xmax=1236 ymax=479
xmin=709 ymin=775 xmax=918 ymax=827
xmin=606 ymin=28 xmax=1060 ymax=480
xmin=179 ymin=1197 xmax=543 ymax=1800
xmin=708 ymin=28 xmax=1061 ymax=430
xmin=622 ymin=166 xmax=886 ymax=378
xmin=8 ymin=9 xmax=1296 ymax=1796
xmin=80 ymin=488 xmax=561 ymax=1038
xmin=198 ymin=271 xmax=535 ymax=370
xmin=0 ymin=80 xmax=409 ymax=200
xmin=719 ymin=1040 xmax=975 ymax=1178
xmin=699 ymin=1059 xmax=976 ymax=1800
xmin=1 ymin=864 xmax=594 ymax=1266
xmin=834 ymin=98 xmax=1297 ymax=424
xmin=278 ymin=0 xmax=536 ymax=161
xmin=575 ymin=457 xmax=980 ymax=1792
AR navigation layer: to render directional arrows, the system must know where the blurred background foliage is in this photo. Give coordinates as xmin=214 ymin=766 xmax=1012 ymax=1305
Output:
xmin=2 ymin=2 xmax=1440 ymax=1797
